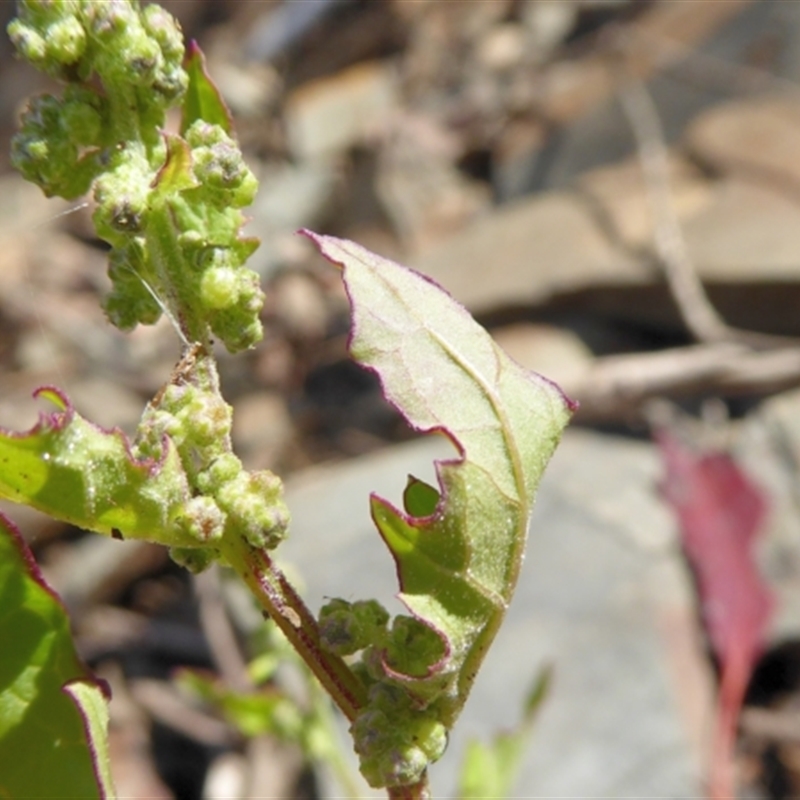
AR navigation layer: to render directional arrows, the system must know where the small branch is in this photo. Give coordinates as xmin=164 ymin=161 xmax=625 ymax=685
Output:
xmin=616 ymin=74 xmax=794 ymax=351
xmin=195 ymin=565 xmax=252 ymax=693
xmin=617 ymin=78 xmax=731 ymax=344
xmin=567 ymin=342 xmax=800 ymax=422
xmin=219 ymin=536 xmax=367 ymax=722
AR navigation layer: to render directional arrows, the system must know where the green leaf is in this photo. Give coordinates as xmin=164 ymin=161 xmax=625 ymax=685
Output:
xmin=0 ymin=387 xmax=195 ymax=546
xmin=304 ymin=233 xmax=573 ymax=725
xmin=181 ymin=40 xmax=233 ymax=136
xmin=403 ymin=475 xmax=440 ymax=517
xmin=152 ymin=132 xmax=199 ymax=195
xmin=0 ymin=513 xmax=115 ymax=798
xmin=457 ymin=665 xmax=552 ymax=799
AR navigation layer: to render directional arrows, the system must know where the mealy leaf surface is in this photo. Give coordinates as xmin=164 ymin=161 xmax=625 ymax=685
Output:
xmin=0 ymin=387 xmax=193 ymax=545
xmin=304 ymin=232 xmax=573 ymax=722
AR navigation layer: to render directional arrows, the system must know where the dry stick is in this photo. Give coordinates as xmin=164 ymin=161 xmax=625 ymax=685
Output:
xmin=566 ymin=343 xmax=800 ymax=422
xmin=617 ymin=72 xmax=794 ymax=351
xmin=617 ymin=77 xmax=734 ymax=344
xmin=563 ymin=68 xmax=800 ymax=422
xmin=195 ymin=565 xmax=252 ymax=693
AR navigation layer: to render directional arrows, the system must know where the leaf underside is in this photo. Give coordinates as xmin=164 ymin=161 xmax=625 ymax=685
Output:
xmin=0 ymin=513 xmax=114 ymax=798
xmin=304 ymin=231 xmax=573 ymax=722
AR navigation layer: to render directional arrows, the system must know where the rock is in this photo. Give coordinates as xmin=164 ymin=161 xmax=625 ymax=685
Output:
xmin=686 ymin=94 xmax=800 ymax=188
xmin=269 ymin=270 xmax=329 ymax=341
xmin=284 ymin=61 xmax=398 ymax=161
xmin=67 ymin=376 xmax=144 ymax=434
xmin=475 ymin=23 xmax=527 ymax=72
xmin=281 ymin=430 xmax=711 ymax=797
xmin=376 ymin=114 xmax=491 ymax=251
xmin=577 ymin=153 xmax=714 ymax=251
xmin=683 ymin=178 xmax=800 ymax=281
xmin=413 ymin=190 xmax=647 ymax=315
xmin=520 ymin=1 xmax=578 ymax=63
xmin=245 ymin=161 xmax=340 ymax=278
xmin=738 ymin=389 xmax=800 ymax=644
xmin=231 ymin=391 xmax=293 ymax=471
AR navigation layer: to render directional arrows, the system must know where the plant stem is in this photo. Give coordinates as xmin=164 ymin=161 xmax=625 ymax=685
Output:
xmin=220 ymin=535 xmax=367 ymax=722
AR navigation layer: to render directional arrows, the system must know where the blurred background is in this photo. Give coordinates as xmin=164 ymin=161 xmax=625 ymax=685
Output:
xmin=3 ymin=1 xmax=800 ymax=797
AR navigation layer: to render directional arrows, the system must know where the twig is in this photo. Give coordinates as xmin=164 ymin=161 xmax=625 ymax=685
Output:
xmin=219 ymin=536 xmax=367 ymax=723
xmin=617 ymin=77 xmax=733 ymax=344
xmin=617 ymin=74 xmax=795 ymax=351
xmin=195 ymin=564 xmax=252 ymax=693
xmin=567 ymin=342 xmax=800 ymax=422
xmin=536 ymin=0 xmax=756 ymax=126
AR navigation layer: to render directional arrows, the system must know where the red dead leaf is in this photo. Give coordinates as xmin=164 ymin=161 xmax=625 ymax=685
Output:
xmin=656 ymin=429 xmax=772 ymax=799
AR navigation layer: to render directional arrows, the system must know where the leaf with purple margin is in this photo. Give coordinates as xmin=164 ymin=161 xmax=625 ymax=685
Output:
xmin=0 ymin=513 xmax=115 ymax=798
xmin=0 ymin=387 xmax=195 ymax=547
xmin=304 ymin=231 xmax=573 ymax=724
xmin=181 ymin=41 xmax=233 ymax=136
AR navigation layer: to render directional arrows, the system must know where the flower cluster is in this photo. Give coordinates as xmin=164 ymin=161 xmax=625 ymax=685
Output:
xmin=8 ymin=0 xmax=264 ymax=353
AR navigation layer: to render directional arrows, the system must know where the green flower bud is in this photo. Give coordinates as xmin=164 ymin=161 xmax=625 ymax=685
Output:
xmin=160 ymin=383 xmax=191 ymax=413
xmin=103 ymin=283 xmax=162 ymax=330
xmin=142 ymin=4 xmax=184 ymax=61
xmin=47 ymin=15 xmax=86 ymax=65
xmin=7 ymin=20 xmax=47 ymax=63
xmin=378 ymin=745 xmax=428 ymax=788
xmin=411 ymin=717 xmax=447 ymax=762
xmin=126 ymin=37 xmax=162 ymax=87
xmin=319 ymin=599 xmax=389 ymax=656
xmin=196 ymin=453 xmax=243 ymax=494
xmin=179 ymin=229 xmax=205 ymax=255
xmin=185 ymin=120 xmax=226 ymax=148
xmin=185 ymin=121 xmax=256 ymax=207
xmin=215 ymin=471 xmax=289 ymax=550
xmin=201 ymin=266 xmax=239 ymax=310
xmin=61 ymin=86 xmax=104 ymax=145
xmin=176 ymin=495 xmax=225 ymax=543
xmin=169 ymin=545 xmax=216 ymax=574
xmin=93 ymin=161 xmax=151 ymax=237
xmin=85 ymin=1 xmax=136 ymax=40
xmin=385 ymin=616 xmax=445 ymax=678
xmin=182 ymin=394 xmax=231 ymax=448
xmin=11 ymin=93 xmax=99 ymax=198
xmin=351 ymin=706 xmax=432 ymax=789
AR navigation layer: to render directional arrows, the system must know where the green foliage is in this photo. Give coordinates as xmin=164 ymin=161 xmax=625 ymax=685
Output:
xmin=0 ymin=387 xmax=193 ymax=546
xmin=9 ymin=0 xmax=262 ymax=352
xmin=304 ymin=233 xmax=573 ymax=787
xmin=181 ymin=40 xmax=233 ymax=136
xmin=0 ymin=514 xmax=114 ymax=799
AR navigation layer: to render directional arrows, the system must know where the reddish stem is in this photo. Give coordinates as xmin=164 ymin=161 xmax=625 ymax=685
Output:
xmin=220 ymin=536 xmax=367 ymax=721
